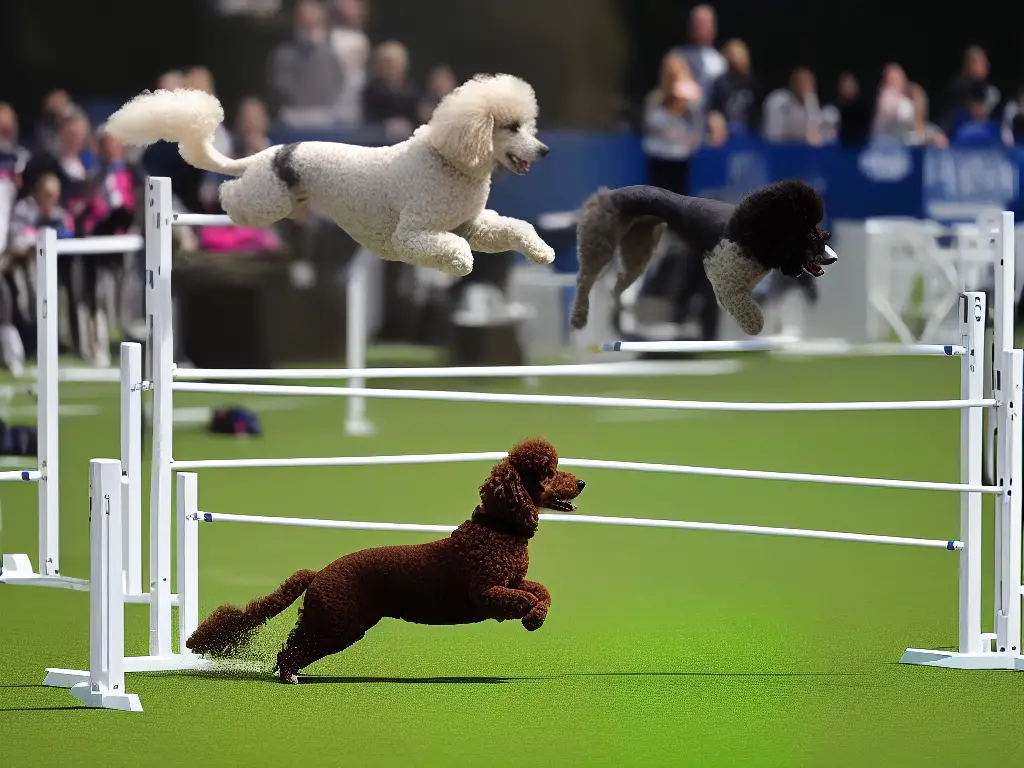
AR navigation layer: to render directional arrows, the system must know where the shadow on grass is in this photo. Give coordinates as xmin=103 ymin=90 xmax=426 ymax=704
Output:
xmin=0 ymin=705 xmax=89 ymax=712
xmin=299 ymin=675 xmax=516 ymax=684
xmin=137 ymin=666 xmax=872 ymax=686
xmin=297 ymin=671 xmax=869 ymax=685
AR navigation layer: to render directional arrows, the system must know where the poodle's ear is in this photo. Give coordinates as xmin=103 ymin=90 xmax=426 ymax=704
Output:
xmin=506 ymin=437 xmax=558 ymax=488
xmin=425 ymin=79 xmax=496 ymax=175
xmin=479 ymin=462 xmax=533 ymax=517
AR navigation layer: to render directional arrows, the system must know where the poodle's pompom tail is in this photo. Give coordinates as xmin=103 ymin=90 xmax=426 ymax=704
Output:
xmin=105 ymin=89 xmax=222 ymax=147
xmin=105 ymin=89 xmax=250 ymax=177
xmin=185 ymin=569 xmax=317 ymax=657
xmin=570 ymin=188 xmax=626 ymax=330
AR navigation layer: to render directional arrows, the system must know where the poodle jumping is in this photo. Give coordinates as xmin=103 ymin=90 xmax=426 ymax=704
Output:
xmin=185 ymin=437 xmax=584 ymax=683
xmin=569 ymin=180 xmax=839 ymax=335
xmin=104 ymin=74 xmax=556 ymax=277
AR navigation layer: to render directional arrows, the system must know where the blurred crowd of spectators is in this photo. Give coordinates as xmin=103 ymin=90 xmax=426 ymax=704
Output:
xmin=637 ymin=3 xmax=1024 ymax=343
xmin=1 ymin=0 xmax=1022 ymax=367
xmin=642 ymin=4 xmax=1024 ymax=195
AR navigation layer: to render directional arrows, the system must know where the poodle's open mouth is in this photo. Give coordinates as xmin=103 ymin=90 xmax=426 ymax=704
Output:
xmin=542 ymin=498 xmax=577 ymax=512
xmin=507 ymin=154 xmax=531 ymax=175
xmin=803 ymin=245 xmax=838 ymax=278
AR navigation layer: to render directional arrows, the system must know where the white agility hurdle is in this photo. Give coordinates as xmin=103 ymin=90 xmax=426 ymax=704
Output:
xmin=44 ymin=182 xmax=1023 ymax=712
xmin=0 ymin=228 xmax=145 ymax=593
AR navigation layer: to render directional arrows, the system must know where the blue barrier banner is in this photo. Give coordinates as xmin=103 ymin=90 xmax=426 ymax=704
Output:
xmin=921 ymin=147 xmax=1019 ymax=221
xmin=485 ymin=134 xmax=1024 ymax=230
xmin=247 ymin=126 xmax=1024 ymax=242
xmin=689 ymin=143 xmax=1024 ymax=225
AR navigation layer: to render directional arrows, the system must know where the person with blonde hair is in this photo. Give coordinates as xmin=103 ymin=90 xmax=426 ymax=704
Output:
xmin=872 ymin=62 xmax=915 ymax=141
xmin=642 ymin=51 xmax=702 ymax=193
xmin=639 ymin=52 xmax=719 ymax=340
xmin=906 ymin=83 xmax=947 ymax=147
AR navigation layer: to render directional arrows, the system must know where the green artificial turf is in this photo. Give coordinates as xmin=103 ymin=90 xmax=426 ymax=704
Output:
xmin=1 ymin=352 xmax=1022 ymax=766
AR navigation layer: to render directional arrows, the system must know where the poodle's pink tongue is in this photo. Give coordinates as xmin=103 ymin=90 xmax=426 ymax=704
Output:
xmin=517 ymin=160 xmax=530 ymax=174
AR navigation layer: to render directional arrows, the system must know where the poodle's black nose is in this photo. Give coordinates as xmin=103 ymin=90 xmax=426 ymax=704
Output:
xmin=577 ymin=480 xmax=585 ymax=490
xmin=538 ymin=144 xmax=550 ymax=157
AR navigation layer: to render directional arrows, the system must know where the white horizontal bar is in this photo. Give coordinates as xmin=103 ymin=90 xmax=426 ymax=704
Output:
xmin=0 ymin=469 xmax=41 ymax=481
xmin=172 ymin=213 xmax=234 ymax=226
xmin=556 ymin=458 xmax=996 ymax=494
xmin=54 ymin=234 xmax=143 ymax=255
xmin=173 ymin=452 xmax=506 ymax=470
xmin=200 ymin=511 xmax=960 ymax=550
xmin=172 ymin=381 xmax=994 ymax=413
xmin=539 ymin=513 xmax=962 ymax=550
xmin=772 ymin=341 xmax=966 ymax=358
xmin=170 ymin=452 xmax=998 ymax=493
xmin=597 ymin=339 xmax=966 ymax=357
xmin=202 ymin=512 xmax=454 ymax=534
xmin=173 ymin=361 xmax=733 ymax=381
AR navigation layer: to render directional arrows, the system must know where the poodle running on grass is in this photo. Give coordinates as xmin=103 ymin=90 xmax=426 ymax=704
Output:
xmin=104 ymin=74 xmax=556 ymax=277
xmin=185 ymin=437 xmax=584 ymax=683
xmin=569 ymin=180 xmax=839 ymax=335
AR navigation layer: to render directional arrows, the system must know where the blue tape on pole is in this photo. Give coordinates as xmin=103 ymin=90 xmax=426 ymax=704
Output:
xmin=944 ymin=345 xmax=953 ymax=356
xmin=203 ymin=513 xmax=212 ymax=523
xmin=947 ymin=540 xmax=956 ymax=550
xmin=21 ymin=471 xmax=29 ymax=481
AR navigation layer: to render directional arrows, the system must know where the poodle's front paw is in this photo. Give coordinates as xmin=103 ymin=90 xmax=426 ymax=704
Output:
xmin=525 ymin=242 xmax=556 ymax=266
xmin=521 ymin=608 xmax=547 ymax=631
xmin=510 ymin=593 xmax=539 ymax=620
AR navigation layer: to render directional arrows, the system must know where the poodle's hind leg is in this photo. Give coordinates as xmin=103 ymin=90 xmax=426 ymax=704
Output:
xmin=612 ymin=219 xmax=666 ymax=299
xmin=275 ymin=626 xmax=370 ymax=684
xmin=218 ymin=162 xmax=294 ymax=229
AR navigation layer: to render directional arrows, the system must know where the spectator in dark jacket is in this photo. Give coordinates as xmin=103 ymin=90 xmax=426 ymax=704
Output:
xmin=33 ymin=90 xmax=71 ymax=156
xmin=362 ymin=41 xmax=421 ymax=139
xmin=950 ymin=81 xmax=1003 ymax=147
xmin=20 ymin=106 xmax=95 ymax=228
xmin=944 ymin=45 xmax=1000 ymax=133
xmin=829 ymin=73 xmax=872 ymax=147
xmin=707 ymin=39 xmax=762 ymax=139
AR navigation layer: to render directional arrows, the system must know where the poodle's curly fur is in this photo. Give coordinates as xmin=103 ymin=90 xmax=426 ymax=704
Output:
xmin=569 ymin=179 xmax=837 ymax=335
xmin=104 ymin=74 xmax=556 ymax=277
xmin=185 ymin=438 xmax=584 ymax=683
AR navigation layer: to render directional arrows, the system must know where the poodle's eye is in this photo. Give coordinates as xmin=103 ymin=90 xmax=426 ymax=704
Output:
xmin=504 ymin=122 xmax=522 ymax=132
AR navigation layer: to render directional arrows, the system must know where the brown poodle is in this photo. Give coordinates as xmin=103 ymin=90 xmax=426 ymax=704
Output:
xmin=186 ymin=437 xmax=584 ymax=683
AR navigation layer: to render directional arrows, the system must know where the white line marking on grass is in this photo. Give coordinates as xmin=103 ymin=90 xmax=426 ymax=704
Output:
xmin=593 ymin=410 xmax=710 ymax=423
xmin=0 ymin=404 xmax=101 ymax=418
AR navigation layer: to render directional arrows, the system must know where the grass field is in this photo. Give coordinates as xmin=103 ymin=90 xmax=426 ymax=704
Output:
xmin=1 ymin=351 xmax=1022 ymax=766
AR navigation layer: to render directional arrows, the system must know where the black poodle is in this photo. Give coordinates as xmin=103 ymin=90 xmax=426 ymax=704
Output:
xmin=569 ymin=179 xmax=838 ymax=335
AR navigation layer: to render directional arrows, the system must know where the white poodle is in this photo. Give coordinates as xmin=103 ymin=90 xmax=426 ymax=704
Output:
xmin=104 ymin=73 xmax=556 ymax=276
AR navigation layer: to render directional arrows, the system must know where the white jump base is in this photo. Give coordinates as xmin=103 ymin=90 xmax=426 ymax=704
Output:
xmin=42 ymin=183 xmax=1024 ymax=712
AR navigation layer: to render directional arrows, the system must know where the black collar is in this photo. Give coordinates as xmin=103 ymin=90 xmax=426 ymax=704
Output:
xmin=470 ymin=505 xmax=534 ymax=539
